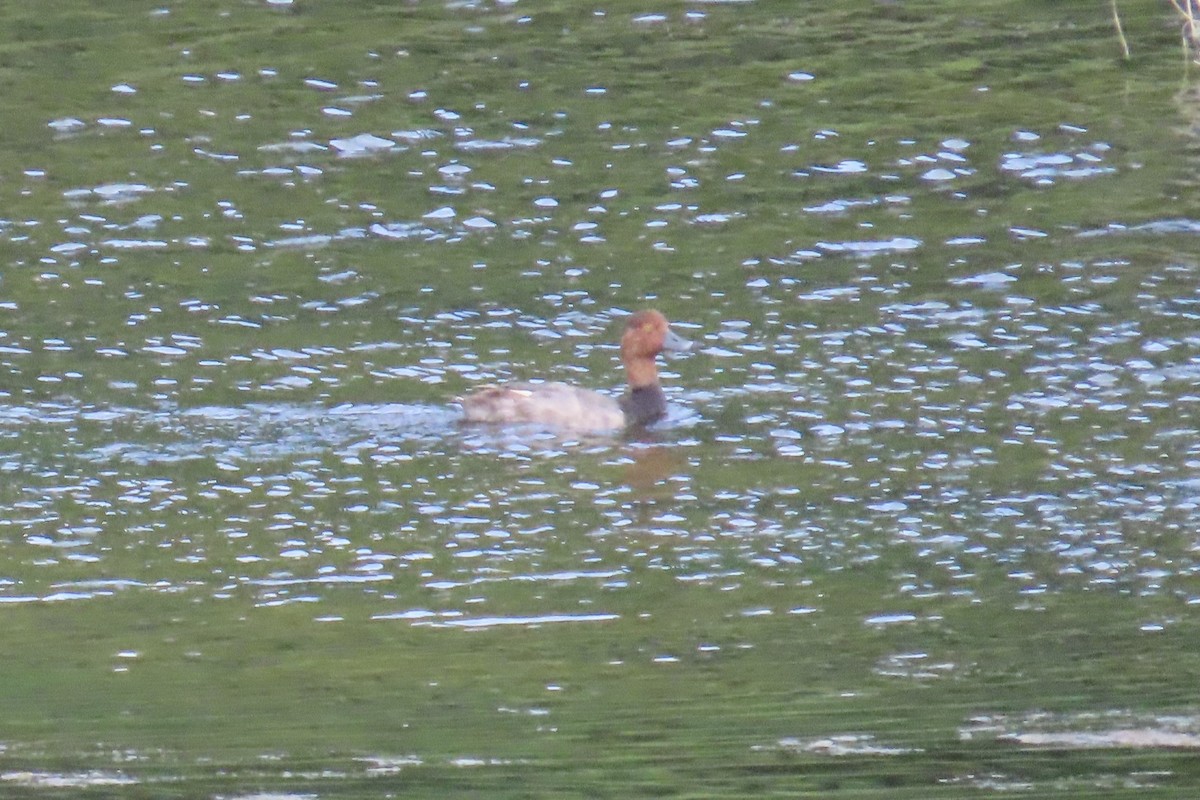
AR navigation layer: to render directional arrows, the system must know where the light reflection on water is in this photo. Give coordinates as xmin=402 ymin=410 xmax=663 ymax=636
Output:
xmin=2 ymin=277 xmax=1197 ymax=611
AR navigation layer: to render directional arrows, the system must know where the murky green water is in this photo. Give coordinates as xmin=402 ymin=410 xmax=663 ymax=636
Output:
xmin=3 ymin=0 xmax=1200 ymax=796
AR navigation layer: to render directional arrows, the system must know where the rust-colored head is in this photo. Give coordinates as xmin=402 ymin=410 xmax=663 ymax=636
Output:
xmin=620 ymin=309 xmax=693 ymax=388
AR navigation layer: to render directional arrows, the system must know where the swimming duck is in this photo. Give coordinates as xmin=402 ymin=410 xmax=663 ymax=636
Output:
xmin=459 ymin=309 xmax=694 ymax=432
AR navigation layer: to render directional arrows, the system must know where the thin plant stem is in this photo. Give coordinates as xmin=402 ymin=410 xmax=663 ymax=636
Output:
xmin=1112 ymin=0 xmax=1131 ymax=59
xmin=1169 ymin=0 xmax=1200 ymax=62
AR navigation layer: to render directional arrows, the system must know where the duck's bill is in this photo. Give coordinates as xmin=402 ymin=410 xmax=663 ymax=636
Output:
xmin=662 ymin=327 xmax=694 ymax=352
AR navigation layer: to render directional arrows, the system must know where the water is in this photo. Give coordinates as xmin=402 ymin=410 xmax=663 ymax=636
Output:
xmin=2 ymin=1 xmax=1200 ymax=796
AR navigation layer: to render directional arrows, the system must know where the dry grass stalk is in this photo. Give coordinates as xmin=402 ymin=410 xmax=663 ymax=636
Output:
xmin=1169 ymin=0 xmax=1200 ymax=61
xmin=1114 ymin=0 xmax=1200 ymax=62
xmin=1112 ymin=0 xmax=1131 ymax=59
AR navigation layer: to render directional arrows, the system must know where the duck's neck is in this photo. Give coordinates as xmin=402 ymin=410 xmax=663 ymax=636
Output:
xmin=624 ymin=356 xmax=659 ymax=390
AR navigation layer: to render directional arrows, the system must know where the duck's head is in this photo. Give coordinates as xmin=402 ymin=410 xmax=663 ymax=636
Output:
xmin=620 ymin=309 xmax=693 ymax=362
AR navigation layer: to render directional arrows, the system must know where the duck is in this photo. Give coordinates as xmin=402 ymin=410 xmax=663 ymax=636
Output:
xmin=459 ymin=309 xmax=694 ymax=432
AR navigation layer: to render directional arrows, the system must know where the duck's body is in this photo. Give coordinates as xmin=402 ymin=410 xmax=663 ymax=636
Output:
xmin=460 ymin=309 xmax=692 ymax=432
xmin=460 ymin=382 xmax=626 ymax=431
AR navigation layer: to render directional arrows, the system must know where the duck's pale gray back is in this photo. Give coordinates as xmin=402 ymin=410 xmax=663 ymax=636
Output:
xmin=460 ymin=382 xmax=625 ymax=432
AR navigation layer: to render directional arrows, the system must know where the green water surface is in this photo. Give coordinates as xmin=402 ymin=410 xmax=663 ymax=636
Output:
xmin=1 ymin=1 xmax=1200 ymax=797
